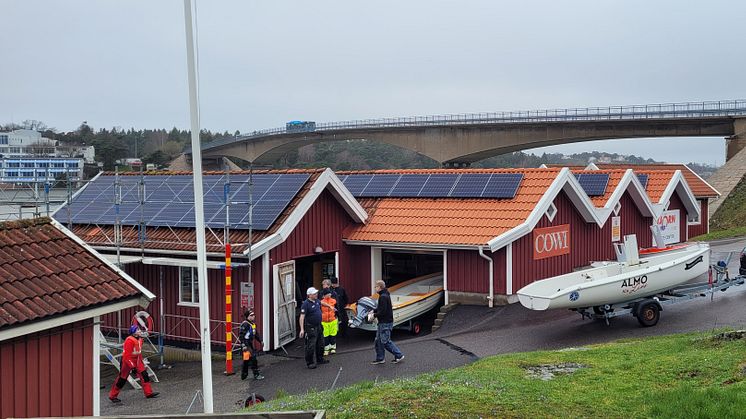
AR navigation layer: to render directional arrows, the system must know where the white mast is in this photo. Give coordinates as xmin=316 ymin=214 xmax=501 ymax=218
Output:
xmin=182 ymin=0 xmax=213 ymax=412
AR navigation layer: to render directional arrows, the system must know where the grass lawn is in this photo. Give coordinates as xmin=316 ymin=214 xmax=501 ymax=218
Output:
xmin=248 ymin=331 xmax=746 ymax=418
xmin=691 ymin=227 xmax=746 ymax=242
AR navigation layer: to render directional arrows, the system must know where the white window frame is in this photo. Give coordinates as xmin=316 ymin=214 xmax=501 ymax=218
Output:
xmin=178 ymin=266 xmax=200 ymax=306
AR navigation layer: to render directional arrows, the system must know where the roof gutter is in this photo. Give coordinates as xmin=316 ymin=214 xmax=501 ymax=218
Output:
xmin=477 ymin=246 xmax=494 ymax=308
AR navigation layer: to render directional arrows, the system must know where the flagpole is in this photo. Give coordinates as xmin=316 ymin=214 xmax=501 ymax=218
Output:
xmin=182 ymin=0 xmax=213 ymax=412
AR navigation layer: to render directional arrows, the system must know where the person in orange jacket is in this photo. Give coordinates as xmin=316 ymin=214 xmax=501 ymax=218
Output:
xmin=109 ymin=325 xmax=159 ymax=403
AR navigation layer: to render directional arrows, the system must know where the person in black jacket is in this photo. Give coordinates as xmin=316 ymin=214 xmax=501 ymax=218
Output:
xmin=239 ymin=310 xmax=264 ymax=380
xmin=369 ymin=280 xmax=404 ymax=364
xmin=331 ymin=277 xmax=349 ymax=337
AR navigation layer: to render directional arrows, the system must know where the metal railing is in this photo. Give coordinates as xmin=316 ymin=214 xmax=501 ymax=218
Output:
xmin=195 ymin=99 xmax=746 ymax=152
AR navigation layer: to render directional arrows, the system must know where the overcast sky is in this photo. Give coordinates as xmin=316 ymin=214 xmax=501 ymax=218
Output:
xmin=2 ymin=1 xmax=745 ymax=165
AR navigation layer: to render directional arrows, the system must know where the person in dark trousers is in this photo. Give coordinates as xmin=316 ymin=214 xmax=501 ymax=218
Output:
xmin=109 ymin=325 xmax=159 ymax=402
xmin=239 ymin=310 xmax=264 ymax=380
xmin=331 ymin=276 xmax=349 ymax=337
xmin=299 ymin=287 xmax=328 ymax=369
xmin=369 ymin=280 xmax=404 ymax=365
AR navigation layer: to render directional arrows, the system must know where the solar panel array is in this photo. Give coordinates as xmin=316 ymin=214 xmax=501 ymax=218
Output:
xmin=636 ymin=173 xmax=649 ymax=189
xmin=60 ymin=173 xmax=310 ymax=231
xmin=574 ymin=173 xmax=610 ymax=196
xmin=338 ymin=173 xmax=523 ymax=199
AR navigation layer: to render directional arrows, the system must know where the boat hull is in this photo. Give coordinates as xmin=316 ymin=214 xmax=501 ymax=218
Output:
xmin=346 ymin=273 xmax=444 ymax=331
xmin=518 ymin=243 xmax=710 ymax=310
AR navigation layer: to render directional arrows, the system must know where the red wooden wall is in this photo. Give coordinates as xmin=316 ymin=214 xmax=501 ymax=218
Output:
xmin=510 ymin=190 xmax=654 ymax=293
xmin=687 ymin=199 xmax=709 ymax=239
xmin=101 ymin=188 xmax=361 ymax=348
xmin=0 ymin=320 xmax=93 ymax=419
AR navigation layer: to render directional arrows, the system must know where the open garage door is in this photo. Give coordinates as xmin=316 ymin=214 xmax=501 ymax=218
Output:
xmin=382 ymin=249 xmax=443 ymax=288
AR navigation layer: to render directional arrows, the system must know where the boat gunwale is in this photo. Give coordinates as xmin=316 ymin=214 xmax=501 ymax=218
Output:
xmin=518 ymin=243 xmax=709 ymax=301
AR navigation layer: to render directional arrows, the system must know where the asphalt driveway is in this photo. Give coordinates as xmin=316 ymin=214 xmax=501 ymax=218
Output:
xmin=101 ymin=238 xmax=746 ymax=415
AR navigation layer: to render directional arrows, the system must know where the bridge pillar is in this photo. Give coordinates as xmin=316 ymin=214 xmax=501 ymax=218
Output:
xmin=725 ymin=118 xmax=746 ymax=161
xmin=707 ymin=118 xmax=746 ymax=218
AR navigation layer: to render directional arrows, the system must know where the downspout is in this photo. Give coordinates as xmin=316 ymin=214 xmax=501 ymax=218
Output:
xmin=478 ymin=246 xmax=494 ymax=308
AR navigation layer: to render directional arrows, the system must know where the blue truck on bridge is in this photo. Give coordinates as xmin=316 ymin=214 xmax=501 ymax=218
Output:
xmin=286 ymin=120 xmax=316 ymax=133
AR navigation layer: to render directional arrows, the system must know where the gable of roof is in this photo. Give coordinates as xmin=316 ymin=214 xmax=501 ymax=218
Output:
xmin=0 ymin=218 xmax=154 ymax=337
xmin=593 ymin=163 xmax=719 ymax=198
xmin=247 ymin=169 xmax=367 ymax=256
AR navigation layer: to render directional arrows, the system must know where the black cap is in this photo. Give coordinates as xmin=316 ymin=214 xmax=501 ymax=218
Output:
xmin=330 ymin=276 xmax=339 ymax=284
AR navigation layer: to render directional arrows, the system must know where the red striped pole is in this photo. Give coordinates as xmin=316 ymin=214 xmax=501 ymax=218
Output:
xmin=225 ymin=242 xmax=234 ymax=375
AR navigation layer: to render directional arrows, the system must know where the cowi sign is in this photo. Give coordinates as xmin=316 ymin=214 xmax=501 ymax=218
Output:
xmin=533 ymin=224 xmax=571 ymax=260
xmin=655 ymin=209 xmax=680 ymax=245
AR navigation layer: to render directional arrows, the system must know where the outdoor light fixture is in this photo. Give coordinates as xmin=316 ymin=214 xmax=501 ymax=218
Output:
xmin=314 ymin=246 xmax=324 ymax=254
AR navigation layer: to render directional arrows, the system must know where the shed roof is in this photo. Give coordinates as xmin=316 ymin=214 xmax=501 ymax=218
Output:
xmin=343 ymin=168 xmax=561 ymax=246
xmin=0 ymin=218 xmax=152 ymax=331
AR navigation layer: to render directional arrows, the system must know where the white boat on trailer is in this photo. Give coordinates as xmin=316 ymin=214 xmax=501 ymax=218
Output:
xmin=517 ymin=235 xmax=710 ymax=312
xmin=347 ymin=273 xmax=444 ymax=334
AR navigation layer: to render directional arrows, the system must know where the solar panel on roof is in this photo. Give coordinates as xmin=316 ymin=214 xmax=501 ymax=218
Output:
xmin=481 ymin=173 xmax=524 ymax=198
xmin=636 ymin=173 xmax=649 ymax=189
xmin=418 ymin=174 xmax=459 ymax=197
xmin=575 ymin=173 xmax=609 ymax=196
xmin=62 ymin=173 xmax=310 ymax=231
xmin=360 ymin=174 xmax=401 ymax=197
xmin=342 ymin=175 xmax=373 ymax=196
xmin=450 ymin=174 xmax=491 ymax=198
xmin=389 ymin=174 xmax=428 ymax=197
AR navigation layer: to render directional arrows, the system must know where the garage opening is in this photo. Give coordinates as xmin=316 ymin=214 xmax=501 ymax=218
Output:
xmin=382 ymin=249 xmax=442 ymax=288
xmin=294 ymin=252 xmax=336 ymax=305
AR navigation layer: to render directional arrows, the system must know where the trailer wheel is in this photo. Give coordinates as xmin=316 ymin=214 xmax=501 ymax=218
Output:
xmin=410 ymin=321 xmax=422 ymax=335
xmin=637 ymin=302 xmax=660 ymax=327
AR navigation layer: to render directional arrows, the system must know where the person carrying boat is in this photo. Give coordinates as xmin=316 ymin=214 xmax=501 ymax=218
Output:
xmin=320 ymin=281 xmax=338 ymax=355
xmin=369 ymin=280 xmax=404 ymax=364
xmin=299 ymin=287 xmax=329 ymax=369
xmin=239 ymin=310 xmax=264 ymax=381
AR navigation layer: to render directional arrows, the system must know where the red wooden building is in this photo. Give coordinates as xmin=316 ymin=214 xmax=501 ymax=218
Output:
xmin=342 ymin=167 xmax=702 ymax=306
xmin=56 ymin=166 xmax=704 ymax=352
xmin=0 ymin=218 xmax=153 ymax=418
xmin=62 ymin=169 xmax=367 ymax=351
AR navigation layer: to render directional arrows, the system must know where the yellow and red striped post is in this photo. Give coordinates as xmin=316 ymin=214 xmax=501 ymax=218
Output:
xmin=225 ymin=242 xmax=234 ymax=375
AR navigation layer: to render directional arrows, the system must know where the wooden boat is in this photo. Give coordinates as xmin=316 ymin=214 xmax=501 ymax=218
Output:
xmin=347 ymin=273 xmax=444 ymax=332
xmin=517 ymin=236 xmax=710 ymax=311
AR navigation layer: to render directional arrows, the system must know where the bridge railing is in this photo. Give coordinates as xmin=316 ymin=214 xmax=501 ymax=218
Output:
xmin=198 ymin=99 xmax=746 ymax=151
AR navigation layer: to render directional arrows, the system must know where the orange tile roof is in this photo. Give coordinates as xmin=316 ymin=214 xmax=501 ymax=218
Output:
xmin=594 ymin=164 xmax=718 ymax=198
xmin=343 ymin=168 xmax=561 ymax=246
xmin=636 ymin=170 xmax=677 ymax=202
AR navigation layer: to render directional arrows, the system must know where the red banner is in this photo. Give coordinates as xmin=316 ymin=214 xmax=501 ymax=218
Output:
xmin=533 ymin=224 xmax=571 ymax=260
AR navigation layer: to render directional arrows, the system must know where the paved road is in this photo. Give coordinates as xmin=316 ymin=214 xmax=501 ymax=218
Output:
xmin=101 ymin=239 xmax=746 ymax=415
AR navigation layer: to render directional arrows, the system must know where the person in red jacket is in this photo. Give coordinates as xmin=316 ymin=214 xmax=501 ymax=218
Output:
xmin=109 ymin=325 xmax=159 ymax=403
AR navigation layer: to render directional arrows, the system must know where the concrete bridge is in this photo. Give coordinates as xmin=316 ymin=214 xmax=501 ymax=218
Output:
xmin=185 ymin=100 xmax=746 ymax=218
xmin=191 ymin=100 xmax=746 ymax=167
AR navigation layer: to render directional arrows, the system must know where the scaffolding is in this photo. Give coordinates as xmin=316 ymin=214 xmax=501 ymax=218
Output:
xmin=89 ymin=166 xmax=259 ymax=356
xmin=0 ymin=167 xmax=81 ymax=221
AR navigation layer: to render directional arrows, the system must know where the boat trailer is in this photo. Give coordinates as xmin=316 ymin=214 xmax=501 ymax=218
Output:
xmin=575 ymin=260 xmax=745 ymax=327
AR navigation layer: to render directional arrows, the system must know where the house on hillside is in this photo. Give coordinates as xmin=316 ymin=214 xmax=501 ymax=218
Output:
xmin=0 ymin=218 xmax=154 ymax=418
